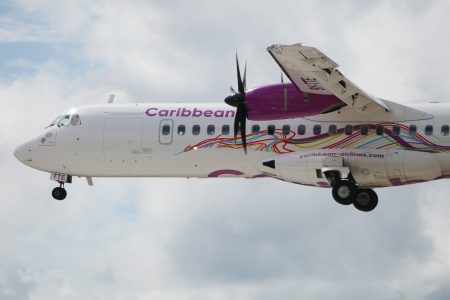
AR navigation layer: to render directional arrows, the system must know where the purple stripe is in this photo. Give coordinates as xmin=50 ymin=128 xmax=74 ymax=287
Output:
xmin=252 ymin=174 xmax=269 ymax=178
xmin=208 ymin=169 xmax=244 ymax=177
xmin=389 ymin=178 xmax=403 ymax=186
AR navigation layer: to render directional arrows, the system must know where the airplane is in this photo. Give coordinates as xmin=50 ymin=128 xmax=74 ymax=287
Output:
xmin=13 ymin=43 xmax=450 ymax=212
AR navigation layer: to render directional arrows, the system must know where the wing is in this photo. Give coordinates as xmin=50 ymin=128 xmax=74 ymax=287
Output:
xmin=267 ymin=43 xmax=390 ymax=114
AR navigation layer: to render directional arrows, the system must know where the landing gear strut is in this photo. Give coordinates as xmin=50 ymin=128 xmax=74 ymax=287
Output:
xmin=52 ymin=182 xmax=67 ymax=200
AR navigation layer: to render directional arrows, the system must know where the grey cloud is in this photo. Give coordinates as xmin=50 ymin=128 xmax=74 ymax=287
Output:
xmin=427 ymin=284 xmax=450 ymax=300
xmin=0 ymin=270 xmax=35 ymax=300
xmin=163 ymin=181 xmax=433 ymax=286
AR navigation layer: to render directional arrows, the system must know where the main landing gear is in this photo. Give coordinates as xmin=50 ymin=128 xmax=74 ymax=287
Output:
xmin=332 ymin=180 xmax=378 ymax=212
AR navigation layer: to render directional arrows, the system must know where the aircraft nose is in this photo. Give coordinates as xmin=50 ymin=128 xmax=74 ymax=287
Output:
xmin=14 ymin=143 xmax=26 ymax=163
xmin=14 ymin=139 xmax=36 ymax=166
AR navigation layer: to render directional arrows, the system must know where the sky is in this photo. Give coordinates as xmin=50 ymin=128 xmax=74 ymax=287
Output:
xmin=2 ymin=0 xmax=450 ymax=299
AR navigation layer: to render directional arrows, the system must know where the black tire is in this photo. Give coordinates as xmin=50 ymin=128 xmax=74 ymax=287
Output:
xmin=353 ymin=189 xmax=378 ymax=212
xmin=332 ymin=180 xmax=357 ymax=205
xmin=52 ymin=187 xmax=67 ymax=200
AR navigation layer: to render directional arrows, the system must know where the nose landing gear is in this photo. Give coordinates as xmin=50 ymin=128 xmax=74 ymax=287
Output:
xmin=50 ymin=173 xmax=71 ymax=201
xmin=52 ymin=183 xmax=67 ymax=200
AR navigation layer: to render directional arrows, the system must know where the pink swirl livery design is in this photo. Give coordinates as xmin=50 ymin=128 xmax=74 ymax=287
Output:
xmin=184 ymin=123 xmax=450 ymax=154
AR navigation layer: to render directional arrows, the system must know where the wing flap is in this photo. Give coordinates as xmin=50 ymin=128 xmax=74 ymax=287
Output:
xmin=267 ymin=43 xmax=390 ymax=114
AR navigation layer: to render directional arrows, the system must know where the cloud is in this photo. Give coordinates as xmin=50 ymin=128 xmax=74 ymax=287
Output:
xmin=1 ymin=0 xmax=450 ymax=299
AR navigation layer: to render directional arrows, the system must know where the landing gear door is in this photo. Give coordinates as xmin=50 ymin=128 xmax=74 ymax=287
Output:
xmin=159 ymin=119 xmax=173 ymax=145
xmin=386 ymin=151 xmax=406 ymax=185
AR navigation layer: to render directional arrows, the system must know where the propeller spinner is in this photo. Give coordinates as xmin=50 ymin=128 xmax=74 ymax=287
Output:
xmin=224 ymin=54 xmax=248 ymax=154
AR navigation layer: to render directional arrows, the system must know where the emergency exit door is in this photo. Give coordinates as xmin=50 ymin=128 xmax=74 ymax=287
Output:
xmin=159 ymin=119 xmax=173 ymax=145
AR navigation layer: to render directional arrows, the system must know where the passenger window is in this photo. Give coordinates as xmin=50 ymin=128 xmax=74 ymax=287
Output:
xmin=222 ymin=125 xmax=230 ymax=135
xmin=162 ymin=125 xmax=171 ymax=135
xmin=313 ymin=125 xmax=321 ymax=135
xmin=392 ymin=125 xmax=401 ymax=136
xmin=328 ymin=125 xmax=337 ymax=135
xmin=252 ymin=125 xmax=260 ymax=135
xmin=409 ymin=125 xmax=417 ymax=136
xmin=268 ymin=125 xmax=275 ymax=135
xmin=70 ymin=114 xmax=81 ymax=126
xmin=376 ymin=125 xmax=384 ymax=135
xmin=178 ymin=125 xmax=186 ymax=135
xmin=425 ymin=125 xmax=433 ymax=136
xmin=297 ymin=125 xmax=306 ymax=135
xmin=442 ymin=125 xmax=449 ymax=136
xmin=192 ymin=125 xmax=200 ymax=135
xmin=282 ymin=125 xmax=290 ymax=135
xmin=344 ymin=125 xmax=353 ymax=135
xmin=360 ymin=125 xmax=369 ymax=135
xmin=207 ymin=125 xmax=215 ymax=135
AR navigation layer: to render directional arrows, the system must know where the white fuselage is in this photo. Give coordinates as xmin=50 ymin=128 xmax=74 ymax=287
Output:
xmin=14 ymin=101 xmax=450 ymax=188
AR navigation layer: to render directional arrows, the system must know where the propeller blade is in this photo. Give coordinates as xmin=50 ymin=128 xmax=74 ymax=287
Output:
xmin=233 ymin=103 xmax=247 ymax=154
xmin=226 ymin=53 xmax=249 ymax=154
xmin=281 ymin=72 xmax=284 ymax=83
xmin=233 ymin=104 xmax=242 ymax=141
xmin=243 ymin=61 xmax=247 ymax=91
xmin=240 ymin=108 xmax=247 ymax=154
xmin=236 ymin=53 xmax=244 ymax=93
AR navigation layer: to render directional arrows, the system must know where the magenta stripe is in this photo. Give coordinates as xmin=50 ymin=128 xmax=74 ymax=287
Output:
xmin=208 ymin=169 xmax=245 ymax=177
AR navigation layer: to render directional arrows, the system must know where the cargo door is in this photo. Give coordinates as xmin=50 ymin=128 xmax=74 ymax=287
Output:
xmin=104 ymin=116 xmax=143 ymax=163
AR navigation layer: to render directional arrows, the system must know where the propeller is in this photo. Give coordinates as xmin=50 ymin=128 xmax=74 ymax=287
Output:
xmin=224 ymin=54 xmax=248 ymax=154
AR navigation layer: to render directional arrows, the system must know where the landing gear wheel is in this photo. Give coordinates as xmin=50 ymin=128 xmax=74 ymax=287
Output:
xmin=332 ymin=180 xmax=357 ymax=205
xmin=52 ymin=187 xmax=67 ymax=201
xmin=353 ymin=189 xmax=378 ymax=212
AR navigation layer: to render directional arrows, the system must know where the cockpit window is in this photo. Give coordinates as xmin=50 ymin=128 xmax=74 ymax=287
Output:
xmin=57 ymin=115 xmax=71 ymax=127
xmin=48 ymin=115 xmax=64 ymax=127
xmin=48 ymin=114 xmax=81 ymax=128
xmin=70 ymin=114 xmax=81 ymax=126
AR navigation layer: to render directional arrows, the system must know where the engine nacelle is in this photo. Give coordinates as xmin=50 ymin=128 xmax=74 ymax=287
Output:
xmin=245 ymin=83 xmax=344 ymax=121
xmin=257 ymin=149 xmax=442 ymax=188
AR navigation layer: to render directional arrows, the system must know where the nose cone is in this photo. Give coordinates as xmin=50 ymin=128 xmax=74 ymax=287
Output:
xmin=14 ymin=139 xmax=35 ymax=166
xmin=14 ymin=143 xmax=26 ymax=163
